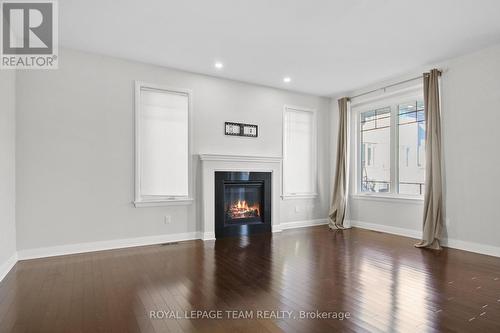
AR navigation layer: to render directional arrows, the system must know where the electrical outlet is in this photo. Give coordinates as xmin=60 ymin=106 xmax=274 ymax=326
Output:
xmin=164 ymin=216 xmax=172 ymax=224
xmin=295 ymin=206 xmax=300 ymax=213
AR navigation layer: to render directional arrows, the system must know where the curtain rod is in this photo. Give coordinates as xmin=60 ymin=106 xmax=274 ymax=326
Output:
xmin=348 ymin=70 xmax=441 ymax=101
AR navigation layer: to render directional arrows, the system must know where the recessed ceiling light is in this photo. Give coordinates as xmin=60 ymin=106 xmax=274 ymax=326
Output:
xmin=283 ymin=77 xmax=291 ymax=83
xmin=214 ymin=62 xmax=224 ymax=69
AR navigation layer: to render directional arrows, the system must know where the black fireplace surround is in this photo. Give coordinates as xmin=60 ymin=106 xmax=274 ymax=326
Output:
xmin=215 ymin=171 xmax=271 ymax=238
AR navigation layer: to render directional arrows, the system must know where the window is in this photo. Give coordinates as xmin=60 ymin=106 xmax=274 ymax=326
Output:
xmin=282 ymin=105 xmax=317 ymax=198
xmin=134 ymin=82 xmax=192 ymax=207
xmin=356 ymin=94 xmax=425 ymax=197
xmin=360 ymin=107 xmax=391 ymax=193
xmin=398 ymin=100 xmax=425 ymax=195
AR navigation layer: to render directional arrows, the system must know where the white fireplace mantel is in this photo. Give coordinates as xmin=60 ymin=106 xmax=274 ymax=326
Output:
xmin=199 ymin=154 xmax=282 ymax=240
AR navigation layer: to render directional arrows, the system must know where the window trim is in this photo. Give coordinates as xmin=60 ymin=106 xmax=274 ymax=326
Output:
xmin=134 ymin=81 xmax=194 ymax=208
xmin=281 ymin=105 xmax=318 ymax=200
xmin=351 ymin=88 xmax=425 ymax=201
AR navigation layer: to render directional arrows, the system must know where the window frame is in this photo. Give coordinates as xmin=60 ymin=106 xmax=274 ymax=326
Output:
xmin=351 ymin=88 xmax=425 ymax=202
xmin=281 ymin=105 xmax=318 ymax=200
xmin=134 ymin=81 xmax=194 ymax=208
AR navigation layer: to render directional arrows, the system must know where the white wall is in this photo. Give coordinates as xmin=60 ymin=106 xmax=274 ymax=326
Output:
xmin=0 ymin=70 xmax=17 ymax=275
xmin=340 ymin=44 xmax=500 ymax=251
xmin=15 ymin=48 xmax=330 ymax=252
xmin=440 ymin=44 xmax=500 ymax=248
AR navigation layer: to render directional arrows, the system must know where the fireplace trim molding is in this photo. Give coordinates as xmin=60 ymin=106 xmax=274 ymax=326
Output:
xmin=199 ymin=154 xmax=282 ymax=240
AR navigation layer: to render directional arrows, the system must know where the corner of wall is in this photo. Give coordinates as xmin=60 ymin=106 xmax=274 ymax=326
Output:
xmin=0 ymin=69 xmax=18 ymax=283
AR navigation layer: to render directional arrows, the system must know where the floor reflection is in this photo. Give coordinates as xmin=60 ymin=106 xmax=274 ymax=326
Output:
xmin=2 ymin=227 xmax=500 ymax=332
xmin=212 ymin=233 xmax=273 ymax=305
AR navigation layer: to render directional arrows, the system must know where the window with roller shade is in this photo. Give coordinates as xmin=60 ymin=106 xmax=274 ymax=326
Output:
xmin=134 ymin=82 xmax=192 ymax=207
xmin=282 ymin=106 xmax=317 ymax=198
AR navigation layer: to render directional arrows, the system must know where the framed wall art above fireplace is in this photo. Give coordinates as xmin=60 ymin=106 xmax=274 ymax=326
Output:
xmin=224 ymin=122 xmax=258 ymax=137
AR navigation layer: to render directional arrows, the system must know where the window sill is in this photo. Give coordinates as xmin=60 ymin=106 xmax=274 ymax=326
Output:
xmin=133 ymin=198 xmax=194 ymax=208
xmin=281 ymin=193 xmax=318 ymax=200
xmin=350 ymin=194 xmax=424 ymax=204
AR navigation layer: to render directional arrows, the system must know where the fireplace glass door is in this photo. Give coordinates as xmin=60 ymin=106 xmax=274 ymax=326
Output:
xmin=224 ymin=183 xmax=263 ymax=224
xmin=215 ymin=171 xmax=271 ymax=238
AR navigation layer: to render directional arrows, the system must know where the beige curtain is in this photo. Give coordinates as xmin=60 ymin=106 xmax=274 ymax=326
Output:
xmin=415 ymin=69 xmax=444 ymax=250
xmin=329 ymin=97 xmax=350 ymax=230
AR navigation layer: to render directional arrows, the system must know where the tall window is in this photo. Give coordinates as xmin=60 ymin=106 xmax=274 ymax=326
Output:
xmin=282 ymin=106 xmax=317 ymax=198
xmin=360 ymin=107 xmax=391 ymax=193
xmin=357 ymin=94 xmax=425 ymax=197
xmin=134 ymin=82 xmax=192 ymax=207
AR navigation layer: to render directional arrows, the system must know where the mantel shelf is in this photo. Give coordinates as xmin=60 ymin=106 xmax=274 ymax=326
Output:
xmin=199 ymin=154 xmax=282 ymax=163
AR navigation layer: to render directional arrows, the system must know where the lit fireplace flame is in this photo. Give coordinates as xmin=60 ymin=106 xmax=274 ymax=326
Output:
xmin=227 ymin=200 xmax=260 ymax=219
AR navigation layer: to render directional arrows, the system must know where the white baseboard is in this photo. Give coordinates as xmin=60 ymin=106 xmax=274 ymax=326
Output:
xmin=348 ymin=220 xmax=422 ymax=239
xmin=349 ymin=219 xmax=500 ymax=257
xmin=0 ymin=253 xmax=18 ymax=283
xmin=272 ymin=225 xmax=283 ymax=233
xmin=202 ymin=232 xmax=216 ymax=241
xmin=17 ymin=231 xmax=202 ymax=260
xmin=280 ymin=218 xmax=329 ymax=231
xmin=13 ymin=218 xmax=500 ymax=264
xmin=441 ymin=238 xmax=500 ymax=258
xmin=15 ymin=220 xmax=329 ymax=262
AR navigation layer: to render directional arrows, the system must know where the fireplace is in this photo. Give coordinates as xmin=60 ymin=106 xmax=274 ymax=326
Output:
xmin=215 ymin=171 xmax=271 ymax=238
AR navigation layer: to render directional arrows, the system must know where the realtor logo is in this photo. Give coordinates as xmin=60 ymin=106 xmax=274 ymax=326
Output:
xmin=1 ymin=0 xmax=58 ymax=69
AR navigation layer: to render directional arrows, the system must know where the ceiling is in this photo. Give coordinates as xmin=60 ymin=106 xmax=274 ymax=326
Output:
xmin=60 ymin=0 xmax=500 ymax=96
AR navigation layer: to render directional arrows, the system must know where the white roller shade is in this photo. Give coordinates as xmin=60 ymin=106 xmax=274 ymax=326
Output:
xmin=283 ymin=107 xmax=317 ymax=196
xmin=139 ymin=88 xmax=189 ymax=197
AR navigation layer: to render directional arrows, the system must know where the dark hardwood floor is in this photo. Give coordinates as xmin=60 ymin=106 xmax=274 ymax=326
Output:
xmin=1 ymin=226 xmax=500 ymax=332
